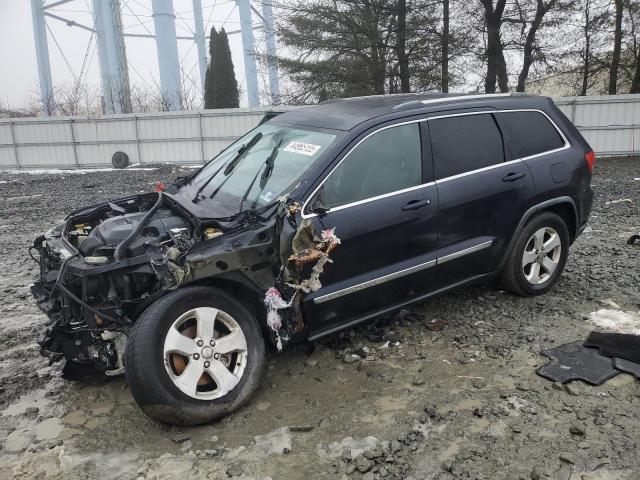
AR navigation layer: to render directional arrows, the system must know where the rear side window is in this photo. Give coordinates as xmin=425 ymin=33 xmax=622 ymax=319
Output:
xmin=320 ymin=123 xmax=422 ymax=209
xmin=496 ymin=111 xmax=565 ymax=159
xmin=429 ymin=114 xmax=504 ymax=179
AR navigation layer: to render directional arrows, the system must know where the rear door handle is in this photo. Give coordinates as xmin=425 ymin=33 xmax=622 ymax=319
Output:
xmin=503 ymin=172 xmax=526 ymax=182
xmin=402 ymin=198 xmax=431 ymax=211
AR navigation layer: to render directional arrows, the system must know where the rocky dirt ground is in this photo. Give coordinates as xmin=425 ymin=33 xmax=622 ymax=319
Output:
xmin=0 ymin=158 xmax=638 ymax=480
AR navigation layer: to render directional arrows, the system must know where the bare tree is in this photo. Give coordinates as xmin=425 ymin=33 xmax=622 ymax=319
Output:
xmin=624 ymin=0 xmax=640 ymax=92
xmin=515 ymin=0 xmax=562 ymax=92
xmin=442 ymin=0 xmax=450 ymax=92
xmin=396 ymin=0 xmax=411 ymax=92
xmin=479 ymin=0 xmax=509 ymax=92
xmin=608 ymin=0 xmax=624 ymax=93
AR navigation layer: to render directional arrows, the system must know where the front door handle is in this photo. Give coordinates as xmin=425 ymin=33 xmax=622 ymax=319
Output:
xmin=402 ymin=198 xmax=431 ymax=211
xmin=503 ymin=172 xmax=526 ymax=182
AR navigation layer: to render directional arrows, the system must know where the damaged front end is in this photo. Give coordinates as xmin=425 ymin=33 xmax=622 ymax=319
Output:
xmin=30 ymin=192 xmax=199 ymax=378
xmin=30 ymin=188 xmax=339 ymax=378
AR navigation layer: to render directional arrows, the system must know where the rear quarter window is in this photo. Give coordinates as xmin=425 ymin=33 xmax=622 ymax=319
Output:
xmin=496 ymin=111 xmax=565 ymax=159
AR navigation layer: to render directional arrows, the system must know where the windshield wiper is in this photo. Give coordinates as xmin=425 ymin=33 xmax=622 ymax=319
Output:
xmin=191 ymin=132 xmax=262 ymax=202
xmin=259 ymin=138 xmax=283 ymax=188
xmin=238 ymin=138 xmax=283 ymax=213
xmin=223 ymin=132 xmax=262 ymax=175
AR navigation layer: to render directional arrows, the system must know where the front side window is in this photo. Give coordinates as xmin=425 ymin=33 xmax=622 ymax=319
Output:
xmin=496 ymin=111 xmax=565 ymax=159
xmin=429 ymin=114 xmax=505 ymax=180
xmin=318 ymin=123 xmax=422 ymax=210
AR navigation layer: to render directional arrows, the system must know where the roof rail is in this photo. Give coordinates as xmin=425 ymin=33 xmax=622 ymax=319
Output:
xmin=420 ymin=93 xmax=512 ymax=105
xmin=392 ymin=93 xmax=518 ymax=112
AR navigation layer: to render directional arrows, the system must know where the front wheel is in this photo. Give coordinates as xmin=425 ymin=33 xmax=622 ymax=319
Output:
xmin=500 ymin=212 xmax=570 ymax=296
xmin=124 ymin=286 xmax=265 ymax=425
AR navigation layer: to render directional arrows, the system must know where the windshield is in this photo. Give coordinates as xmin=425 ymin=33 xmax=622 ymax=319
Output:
xmin=189 ymin=123 xmax=339 ymax=214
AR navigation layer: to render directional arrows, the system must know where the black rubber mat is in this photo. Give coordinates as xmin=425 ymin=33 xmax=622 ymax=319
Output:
xmin=537 ymin=341 xmax=619 ymax=385
xmin=584 ymin=331 xmax=640 ymax=364
xmin=613 ymin=358 xmax=640 ymax=379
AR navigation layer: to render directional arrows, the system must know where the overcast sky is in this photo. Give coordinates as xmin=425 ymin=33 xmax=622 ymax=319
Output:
xmin=0 ymin=0 xmax=263 ymax=110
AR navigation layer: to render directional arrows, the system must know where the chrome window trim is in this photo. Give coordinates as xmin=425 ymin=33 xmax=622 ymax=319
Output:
xmin=301 ymin=118 xmax=427 ymax=219
xmin=313 ymin=238 xmax=493 ymax=304
xmin=301 ymin=108 xmax=570 ymax=219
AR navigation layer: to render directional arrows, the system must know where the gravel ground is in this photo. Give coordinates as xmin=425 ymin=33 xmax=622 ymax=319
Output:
xmin=0 ymin=157 xmax=638 ymax=480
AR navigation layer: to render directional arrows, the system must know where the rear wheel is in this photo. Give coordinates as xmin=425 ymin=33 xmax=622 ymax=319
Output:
xmin=500 ymin=212 xmax=569 ymax=296
xmin=124 ymin=286 xmax=265 ymax=425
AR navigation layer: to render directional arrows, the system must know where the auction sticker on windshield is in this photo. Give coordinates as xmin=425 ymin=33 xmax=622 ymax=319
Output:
xmin=283 ymin=141 xmax=322 ymax=156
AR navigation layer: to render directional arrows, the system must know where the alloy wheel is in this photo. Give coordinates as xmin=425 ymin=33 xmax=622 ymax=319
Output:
xmin=163 ymin=307 xmax=248 ymax=400
xmin=522 ymin=226 xmax=562 ymax=285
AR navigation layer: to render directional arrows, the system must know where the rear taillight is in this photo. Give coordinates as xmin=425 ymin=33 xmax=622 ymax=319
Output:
xmin=584 ymin=151 xmax=596 ymax=173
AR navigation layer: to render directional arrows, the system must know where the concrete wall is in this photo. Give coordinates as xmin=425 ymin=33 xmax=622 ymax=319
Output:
xmin=0 ymin=96 xmax=638 ymax=170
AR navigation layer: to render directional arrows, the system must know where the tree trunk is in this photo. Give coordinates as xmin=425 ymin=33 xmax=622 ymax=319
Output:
xmin=397 ymin=0 xmax=411 ymax=92
xmin=581 ymin=0 xmax=591 ymax=96
xmin=441 ymin=0 xmax=450 ymax=92
xmin=516 ymin=0 xmax=553 ymax=92
xmin=608 ymin=0 xmax=624 ymax=94
xmin=482 ymin=0 xmax=508 ymax=93
xmin=631 ymin=55 xmax=640 ymax=93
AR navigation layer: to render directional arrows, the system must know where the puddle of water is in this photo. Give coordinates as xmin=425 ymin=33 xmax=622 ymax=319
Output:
xmin=60 ymin=450 xmax=139 ymax=480
xmin=437 ymin=398 xmax=481 ymax=415
xmin=1 ymin=388 xmax=49 ymax=417
xmin=438 ymin=438 xmax=462 ymax=462
xmin=469 ymin=417 xmax=490 ymax=433
xmin=63 ymin=410 xmax=88 ymax=426
xmin=224 ymin=427 xmax=293 ymax=461
xmin=253 ymin=427 xmax=292 ymax=456
xmin=375 ymin=395 xmax=410 ymax=413
xmin=4 ymin=427 xmax=33 ymax=452
xmin=34 ymin=417 xmax=64 ymax=441
xmin=317 ymin=435 xmax=379 ymax=460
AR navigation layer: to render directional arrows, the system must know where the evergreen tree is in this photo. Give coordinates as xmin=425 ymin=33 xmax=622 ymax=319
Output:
xmin=204 ymin=27 xmax=239 ymax=108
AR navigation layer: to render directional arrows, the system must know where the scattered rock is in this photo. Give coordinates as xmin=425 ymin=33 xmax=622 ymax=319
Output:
xmin=563 ymin=383 xmax=581 ymax=396
xmin=171 ymin=433 xmax=190 ymax=443
xmin=424 ymin=318 xmax=447 ymax=332
xmin=412 ymin=376 xmax=426 ymax=386
xmin=559 ymin=453 xmax=576 ymax=464
xmin=569 ymin=424 xmax=586 ymax=436
xmin=290 ymin=425 xmax=314 ymax=432
xmin=343 ymin=354 xmax=360 ymax=364
xmin=354 ymin=455 xmax=373 ymax=473
xmin=226 ymin=464 xmax=244 ymax=477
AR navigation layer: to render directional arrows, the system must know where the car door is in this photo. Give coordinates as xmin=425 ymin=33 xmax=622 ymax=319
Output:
xmin=427 ymin=111 xmax=536 ymax=286
xmin=301 ymin=120 xmax=439 ymax=337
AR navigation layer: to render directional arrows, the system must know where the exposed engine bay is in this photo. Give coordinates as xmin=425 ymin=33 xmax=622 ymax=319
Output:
xmin=30 ymin=190 xmax=307 ymax=379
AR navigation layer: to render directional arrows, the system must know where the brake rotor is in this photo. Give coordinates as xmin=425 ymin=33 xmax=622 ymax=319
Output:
xmin=170 ymin=324 xmax=211 ymax=386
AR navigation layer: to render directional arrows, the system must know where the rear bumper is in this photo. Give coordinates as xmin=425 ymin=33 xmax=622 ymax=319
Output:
xmin=575 ymin=187 xmax=594 ymax=239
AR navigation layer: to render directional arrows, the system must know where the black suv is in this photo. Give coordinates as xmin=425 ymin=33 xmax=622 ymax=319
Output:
xmin=30 ymin=93 xmax=594 ymax=425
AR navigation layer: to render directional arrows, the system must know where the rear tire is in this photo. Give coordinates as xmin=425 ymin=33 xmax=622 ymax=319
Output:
xmin=124 ymin=286 xmax=265 ymax=425
xmin=500 ymin=212 xmax=569 ymax=296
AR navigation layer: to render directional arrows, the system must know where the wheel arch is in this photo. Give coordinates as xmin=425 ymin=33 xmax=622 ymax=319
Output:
xmin=499 ymin=196 xmax=577 ymax=271
xmin=187 ymin=274 xmax=270 ymax=339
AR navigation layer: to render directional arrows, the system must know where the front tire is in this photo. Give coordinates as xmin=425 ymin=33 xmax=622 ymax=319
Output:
xmin=500 ymin=212 xmax=569 ymax=296
xmin=124 ymin=286 xmax=265 ymax=425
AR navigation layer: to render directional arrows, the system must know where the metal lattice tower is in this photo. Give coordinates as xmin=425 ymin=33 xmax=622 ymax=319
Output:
xmin=29 ymin=0 xmax=280 ymax=115
xmin=92 ymin=0 xmax=131 ymax=113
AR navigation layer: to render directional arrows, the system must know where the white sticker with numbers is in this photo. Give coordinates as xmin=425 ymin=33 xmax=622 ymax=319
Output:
xmin=283 ymin=141 xmax=322 ymax=156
